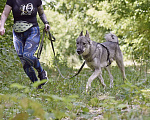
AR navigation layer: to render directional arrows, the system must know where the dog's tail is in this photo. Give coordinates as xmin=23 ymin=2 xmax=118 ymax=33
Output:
xmin=105 ymin=33 xmax=118 ymax=43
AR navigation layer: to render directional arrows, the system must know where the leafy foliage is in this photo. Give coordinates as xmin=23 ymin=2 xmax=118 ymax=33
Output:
xmin=43 ymin=0 xmax=149 ymax=63
xmin=105 ymin=0 xmax=150 ymax=62
xmin=0 ymin=60 xmax=150 ymax=119
xmin=0 ymin=0 xmax=150 ymax=119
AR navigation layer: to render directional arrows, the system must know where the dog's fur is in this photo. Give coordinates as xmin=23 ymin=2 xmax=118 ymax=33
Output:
xmin=76 ymin=31 xmax=126 ymax=92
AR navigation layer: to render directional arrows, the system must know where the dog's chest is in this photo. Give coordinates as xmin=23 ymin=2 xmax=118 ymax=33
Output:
xmin=86 ymin=58 xmax=109 ymax=70
xmin=86 ymin=61 xmax=97 ymax=70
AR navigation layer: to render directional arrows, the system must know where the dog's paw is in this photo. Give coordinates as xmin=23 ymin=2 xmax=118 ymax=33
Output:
xmin=102 ymin=83 xmax=106 ymax=89
xmin=86 ymin=87 xmax=89 ymax=93
xmin=86 ymin=84 xmax=91 ymax=93
xmin=109 ymin=85 xmax=113 ymax=88
xmin=109 ymin=84 xmax=113 ymax=88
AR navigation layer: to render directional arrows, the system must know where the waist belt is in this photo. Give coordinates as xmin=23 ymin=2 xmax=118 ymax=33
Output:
xmin=13 ymin=21 xmax=33 ymax=32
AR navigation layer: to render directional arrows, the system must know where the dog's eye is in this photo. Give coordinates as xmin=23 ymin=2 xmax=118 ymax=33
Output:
xmin=83 ymin=43 xmax=86 ymax=45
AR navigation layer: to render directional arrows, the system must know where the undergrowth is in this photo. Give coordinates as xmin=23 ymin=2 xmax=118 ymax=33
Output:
xmin=0 ymin=47 xmax=150 ymax=120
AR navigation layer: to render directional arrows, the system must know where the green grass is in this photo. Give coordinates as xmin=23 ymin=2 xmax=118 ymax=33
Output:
xmin=0 ymin=49 xmax=150 ymax=119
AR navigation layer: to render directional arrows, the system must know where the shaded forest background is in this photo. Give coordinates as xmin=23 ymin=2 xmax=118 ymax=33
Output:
xmin=0 ymin=0 xmax=149 ymax=67
xmin=0 ymin=0 xmax=150 ymax=119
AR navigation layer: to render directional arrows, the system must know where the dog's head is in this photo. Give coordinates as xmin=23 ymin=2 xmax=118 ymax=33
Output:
xmin=76 ymin=30 xmax=91 ymax=56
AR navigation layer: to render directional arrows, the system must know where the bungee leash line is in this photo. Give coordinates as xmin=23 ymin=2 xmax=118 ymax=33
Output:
xmin=37 ymin=29 xmax=85 ymax=79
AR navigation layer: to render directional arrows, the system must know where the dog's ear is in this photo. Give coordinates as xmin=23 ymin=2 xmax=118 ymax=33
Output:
xmin=85 ymin=30 xmax=91 ymax=44
xmin=85 ymin=30 xmax=89 ymax=38
xmin=79 ymin=31 xmax=83 ymax=36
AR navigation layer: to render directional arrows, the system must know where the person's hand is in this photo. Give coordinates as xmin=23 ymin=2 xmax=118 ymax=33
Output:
xmin=0 ymin=27 xmax=5 ymax=36
xmin=45 ymin=24 xmax=50 ymax=32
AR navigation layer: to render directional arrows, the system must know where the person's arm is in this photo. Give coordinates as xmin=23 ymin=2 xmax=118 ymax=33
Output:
xmin=0 ymin=5 xmax=12 ymax=35
xmin=38 ymin=5 xmax=50 ymax=31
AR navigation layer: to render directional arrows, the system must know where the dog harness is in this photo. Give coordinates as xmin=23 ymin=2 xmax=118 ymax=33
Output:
xmin=99 ymin=43 xmax=111 ymax=67
xmin=83 ymin=43 xmax=111 ymax=67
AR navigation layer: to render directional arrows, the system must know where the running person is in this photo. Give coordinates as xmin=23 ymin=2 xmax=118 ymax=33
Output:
xmin=0 ymin=0 xmax=50 ymax=89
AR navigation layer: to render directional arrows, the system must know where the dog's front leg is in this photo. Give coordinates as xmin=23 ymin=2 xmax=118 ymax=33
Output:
xmin=86 ymin=69 xmax=101 ymax=92
xmin=98 ymin=74 xmax=106 ymax=89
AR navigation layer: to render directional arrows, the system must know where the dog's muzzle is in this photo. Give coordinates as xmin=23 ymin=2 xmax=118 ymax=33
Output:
xmin=77 ymin=49 xmax=84 ymax=55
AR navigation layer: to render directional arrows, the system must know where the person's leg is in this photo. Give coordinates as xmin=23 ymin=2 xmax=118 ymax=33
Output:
xmin=23 ymin=26 xmax=47 ymax=83
xmin=13 ymin=31 xmax=38 ymax=83
xmin=23 ymin=26 xmax=43 ymax=73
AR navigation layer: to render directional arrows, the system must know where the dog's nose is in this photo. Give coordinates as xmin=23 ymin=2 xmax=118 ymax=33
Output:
xmin=77 ymin=49 xmax=83 ymax=55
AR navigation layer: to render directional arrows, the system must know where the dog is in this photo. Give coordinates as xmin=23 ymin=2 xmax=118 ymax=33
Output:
xmin=76 ymin=31 xmax=126 ymax=92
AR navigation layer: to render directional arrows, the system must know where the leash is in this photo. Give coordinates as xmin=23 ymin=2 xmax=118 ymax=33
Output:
xmin=37 ymin=29 xmax=85 ymax=79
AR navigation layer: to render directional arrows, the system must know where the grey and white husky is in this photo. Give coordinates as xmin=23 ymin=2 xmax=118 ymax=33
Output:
xmin=76 ymin=31 xmax=126 ymax=92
